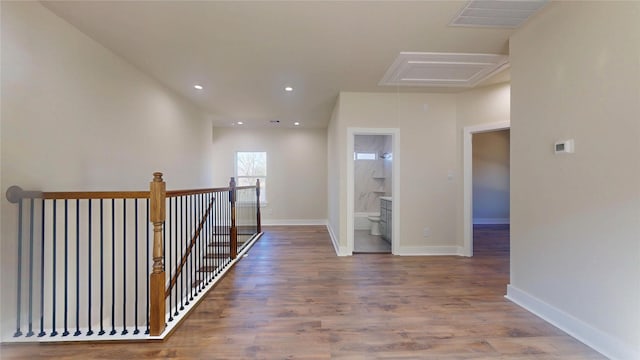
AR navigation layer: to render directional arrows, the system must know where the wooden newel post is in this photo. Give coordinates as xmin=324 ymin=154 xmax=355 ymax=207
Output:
xmin=256 ymin=179 xmax=261 ymax=233
xmin=229 ymin=177 xmax=237 ymax=259
xmin=149 ymin=172 xmax=166 ymax=336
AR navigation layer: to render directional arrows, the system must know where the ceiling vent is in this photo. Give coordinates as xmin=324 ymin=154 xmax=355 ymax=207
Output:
xmin=449 ymin=0 xmax=548 ymax=28
xmin=379 ymin=52 xmax=509 ymax=88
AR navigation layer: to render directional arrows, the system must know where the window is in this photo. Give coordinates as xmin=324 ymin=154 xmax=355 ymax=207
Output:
xmin=236 ymin=151 xmax=267 ymax=202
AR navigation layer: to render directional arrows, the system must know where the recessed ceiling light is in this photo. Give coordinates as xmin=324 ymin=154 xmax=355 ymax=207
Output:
xmin=284 ymin=86 xmax=293 ymax=92
xmin=194 ymin=84 xmax=203 ymax=90
xmin=294 ymin=122 xmax=300 ymax=126
xmin=237 ymin=121 xmax=244 ymax=125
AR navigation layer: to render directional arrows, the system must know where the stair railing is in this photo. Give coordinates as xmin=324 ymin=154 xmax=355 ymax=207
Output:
xmin=5 ymin=172 xmax=262 ymax=341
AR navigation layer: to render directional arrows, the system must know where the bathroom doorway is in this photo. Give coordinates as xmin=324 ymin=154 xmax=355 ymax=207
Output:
xmin=347 ymin=128 xmax=400 ymax=255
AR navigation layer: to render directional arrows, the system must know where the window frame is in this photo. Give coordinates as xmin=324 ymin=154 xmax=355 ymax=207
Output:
xmin=235 ymin=151 xmax=267 ymax=204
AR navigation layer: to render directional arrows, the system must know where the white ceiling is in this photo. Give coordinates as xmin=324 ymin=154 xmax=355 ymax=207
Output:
xmin=42 ymin=1 xmax=541 ymax=128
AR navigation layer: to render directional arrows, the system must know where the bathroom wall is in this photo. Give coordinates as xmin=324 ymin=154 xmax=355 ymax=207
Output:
xmin=354 ymin=135 xmax=390 ymax=213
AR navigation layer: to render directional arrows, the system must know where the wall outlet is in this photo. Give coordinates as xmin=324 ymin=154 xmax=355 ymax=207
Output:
xmin=423 ymin=227 xmax=431 ymax=237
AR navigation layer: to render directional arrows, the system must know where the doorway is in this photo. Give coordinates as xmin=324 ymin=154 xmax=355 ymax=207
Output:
xmin=471 ymin=129 xmax=510 ymax=257
xmin=347 ymin=128 xmax=400 ymax=255
xmin=352 ymin=134 xmax=392 ymax=253
xmin=462 ymin=121 xmax=510 ymax=256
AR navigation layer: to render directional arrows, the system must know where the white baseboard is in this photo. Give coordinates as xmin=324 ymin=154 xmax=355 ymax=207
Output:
xmin=473 ymin=218 xmax=510 ymax=225
xmin=262 ymin=219 xmax=327 ymax=226
xmin=394 ymin=245 xmax=464 ymax=256
xmin=326 ymin=224 xmax=350 ymax=256
xmin=506 ymin=284 xmax=638 ymax=360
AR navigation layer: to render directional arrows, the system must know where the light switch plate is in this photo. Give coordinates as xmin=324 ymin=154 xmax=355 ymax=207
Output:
xmin=554 ymin=139 xmax=574 ymax=154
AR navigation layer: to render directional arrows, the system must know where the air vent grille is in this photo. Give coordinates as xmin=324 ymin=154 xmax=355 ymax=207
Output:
xmin=450 ymin=0 xmax=548 ymax=28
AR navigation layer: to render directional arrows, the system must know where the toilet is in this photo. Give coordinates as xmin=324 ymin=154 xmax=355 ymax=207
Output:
xmin=367 ymin=215 xmax=381 ymax=236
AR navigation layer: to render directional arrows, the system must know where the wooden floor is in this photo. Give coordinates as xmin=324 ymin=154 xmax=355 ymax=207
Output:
xmin=1 ymin=225 xmax=604 ymax=359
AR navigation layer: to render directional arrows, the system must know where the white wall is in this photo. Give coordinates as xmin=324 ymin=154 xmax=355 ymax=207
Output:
xmin=210 ymin=127 xmax=327 ymax=224
xmin=326 ymin=99 xmax=344 ymax=253
xmin=509 ymin=2 xmax=640 ymax=359
xmin=1 ymin=2 xmax=214 ymax=337
xmin=455 ymin=83 xmax=511 ymax=247
xmin=331 ymin=92 xmax=458 ymax=254
xmin=472 ymin=130 xmax=510 ymax=224
xmin=327 ymin=87 xmax=511 ymax=255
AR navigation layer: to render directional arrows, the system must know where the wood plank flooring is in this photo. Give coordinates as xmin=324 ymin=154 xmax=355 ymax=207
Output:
xmin=0 ymin=225 xmax=604 ymax=359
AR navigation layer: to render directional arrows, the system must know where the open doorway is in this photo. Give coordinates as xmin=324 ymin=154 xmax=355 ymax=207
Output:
xmin=471 ymin=129 xmax=510 ymax=257
xmin=347 ymin=128 xmax=400 ymax=255
xmin=462 ymin=121 xmax=510 ymax=256
xmin=352 ymin=134 xmax=393 ymax=253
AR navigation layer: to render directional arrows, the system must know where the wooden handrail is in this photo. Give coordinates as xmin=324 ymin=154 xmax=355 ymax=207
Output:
xmin=166 ymin=185 xmax=254 ymax=197
xmin=6 ymin=186 xmax=258 ymax=202
xmin=164 ymin=194 xmax=215 ymax=298
xmin=5 ymin=186 xmax=42 ymax=203
xmin=44 ymin=191 xmax=150 ymax=199
xmin=166 ymin=187 xmax=227 ymax=197
xmin=6 ymin=186 xmax=149 ymax=201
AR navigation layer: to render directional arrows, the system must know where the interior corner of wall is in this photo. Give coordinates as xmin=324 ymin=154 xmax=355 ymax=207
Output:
xmin=326 ymin=222 xmax=343 ymax=255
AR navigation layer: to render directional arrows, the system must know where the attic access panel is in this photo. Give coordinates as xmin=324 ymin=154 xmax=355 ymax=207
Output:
xmin=379 ymin=52 xmax=509 ymax=88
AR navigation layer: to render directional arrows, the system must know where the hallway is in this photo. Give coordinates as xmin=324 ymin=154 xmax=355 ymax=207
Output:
xmin=1 ymin=226 xmax=603 ymax=359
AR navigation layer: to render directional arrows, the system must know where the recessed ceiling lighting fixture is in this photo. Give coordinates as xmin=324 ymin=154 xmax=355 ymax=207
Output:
xmin=294 ymin=122 xmax=300 ymax=126
xmin=284 ymin=86 xmax=293 ymax=92
xmin=193 ymin=84 xmax=203 ymax=90
xmin=237 ymin=121 xmax=244 ymax=125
